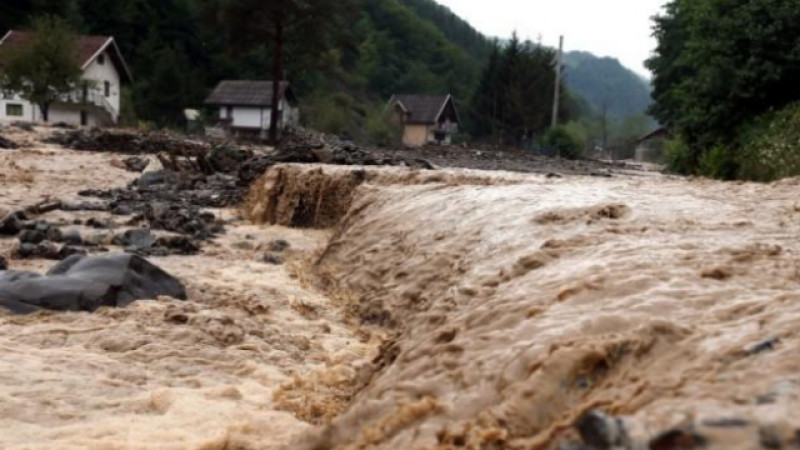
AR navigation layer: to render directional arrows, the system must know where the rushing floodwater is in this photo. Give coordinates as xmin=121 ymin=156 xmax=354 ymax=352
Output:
xmin=3 ymin=136 xmax=800 ymax=449
xmin=261 ymin=166 xmax=800 ymax=449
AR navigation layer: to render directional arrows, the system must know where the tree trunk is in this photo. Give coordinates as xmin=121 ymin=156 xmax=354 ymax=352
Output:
xmin=269 ymin=16 xmax=284 ymax=144
xmin=39 ymin=103 xmax=50 ymax=123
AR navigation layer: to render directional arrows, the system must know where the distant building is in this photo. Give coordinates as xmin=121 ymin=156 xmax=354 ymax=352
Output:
xmin=204 ymin=80 xmax=299 ymax=139
xmin=0 ymin=30 xmax=132 ymax=127
xmin=635 ymin=127 xmax=669 ymax=163
xmin=389 ymin=94 xmax=460 ymax=146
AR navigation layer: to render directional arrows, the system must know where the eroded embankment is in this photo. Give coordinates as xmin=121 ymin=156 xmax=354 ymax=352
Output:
xmin=249 ymin=165 xmax=800 ymax=450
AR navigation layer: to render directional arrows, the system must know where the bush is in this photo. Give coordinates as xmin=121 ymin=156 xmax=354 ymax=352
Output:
xmin=542 ymin=126 xmax=583 ymax=160
xmin=365 ymin=108 xmax=402 ymax=147
xmin=664 ymin=138 xmax=694 ymax=175
xmin=737 ymin=102 xmax=800 ymax=182
xmin=301 ymin=92 xmax=361 ymax=139
xmin=698 ymin=145 xmax=739 ymax=180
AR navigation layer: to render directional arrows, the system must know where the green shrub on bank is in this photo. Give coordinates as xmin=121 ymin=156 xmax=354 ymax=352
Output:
xmin=365 ymin=107 xmax=402 ymax=147
xmin=737 ymin=102 xmax=800 ymax=182
xmin=668 ymin=102 xmax=800 ymax=181
xmin=664 ymin=138 xmax=693 ymax=175
xmin=543 ymin=126 xmax=583 ymax=160
xmin=301 ymin=92 xmax=365 ymax=140
xmin=698 ymin=145 xmax=739 ymax=180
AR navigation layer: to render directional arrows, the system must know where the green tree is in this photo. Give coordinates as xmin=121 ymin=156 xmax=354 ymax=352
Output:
xmin=0 ymin=15 xmax=83 ymax=122
xmin=647 ymin=0 xmax=800 ymax=172
xmin=469 ymin=34 xmax=568 ymax=145
xmin=542 ymin=125 xmax=582 ymax=160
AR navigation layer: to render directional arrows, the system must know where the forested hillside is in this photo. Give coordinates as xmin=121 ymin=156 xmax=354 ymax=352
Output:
xmin=1 ymin=0 xmax=652 ymax=147
xmin=563 ymin=51 xmax=652 ymax=118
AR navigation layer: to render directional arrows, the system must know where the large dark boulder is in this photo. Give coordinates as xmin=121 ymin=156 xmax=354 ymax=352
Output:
xmin=0 ymin=134 xmax=19 ymax=150
xmin=0 ymin=253 xmax=187 ymax=314
xmin=0 ymin=212 xmax=22 ymax=236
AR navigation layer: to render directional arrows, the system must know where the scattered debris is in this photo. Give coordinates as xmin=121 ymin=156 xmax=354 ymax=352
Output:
xmin=61 ymin=229 xmax=83 ymax=246
xmin=86 ymin=217 xmax=113 ymax=229
xmin=0 ymin=134 xmax=19 ymax=150
xmin=745 ymin=338 xmax=781 ymax=355
xmin=268 ymin=239 xmax=290 ymax=253
xmin=648 ymin=426 xmax=708 ymax=450
xmin=47 ymin=128 xmax=209 ymax=156
xmin=205 ymin=143 xmax=253 ymax=173
xmin=122 ymin=156 xmax=150 ymax=172
xmin=263 ymin=253 xmax=285 ymax=265
xmin=0 ymin=211 xmax=24 ymax=235
xmin=238 ymin=129 xmax=434 ymax=186
xmin=112 ymin=228 xmax=200 ymax=256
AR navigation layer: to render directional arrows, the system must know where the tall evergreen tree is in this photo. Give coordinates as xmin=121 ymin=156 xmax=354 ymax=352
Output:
xmin=469 ymin=34 xmax=567 ymax=144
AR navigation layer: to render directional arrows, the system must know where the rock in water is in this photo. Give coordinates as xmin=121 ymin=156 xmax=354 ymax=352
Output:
xmin=0 ymin=253 xmax=187 ymax=314
xmin=575 ymin=410 xmax=630 ymax=450
xmin=0 ymin=255 xmax=6 ymax=271
xmin=139 ymin=157 xmax=166 ymax=187
xmin=0 ymin=212 xmax=22 ymax=236
xmin=0 ymin=134 xmax=19 ymax=149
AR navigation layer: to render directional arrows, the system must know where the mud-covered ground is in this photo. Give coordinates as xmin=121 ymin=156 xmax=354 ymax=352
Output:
xmin=3 ymin=126 xmax=797 ymax=450
xmin=376 ymin=144 xmax=659 ymax=176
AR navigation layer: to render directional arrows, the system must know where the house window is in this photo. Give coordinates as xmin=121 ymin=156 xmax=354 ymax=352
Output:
xmin=97 ymin=54 xmax=105 ymax=65
xmin=5 ymin=104 xmax=23 ymax=117
xmin=104 ymin=81 xmax=111 ymax=97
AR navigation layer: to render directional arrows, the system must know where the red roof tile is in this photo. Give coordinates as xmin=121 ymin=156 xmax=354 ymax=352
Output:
xmin=0 ymin=30 xmax=132 ymax=82
xmin=0 ymin=30 xmax=110 ymax=68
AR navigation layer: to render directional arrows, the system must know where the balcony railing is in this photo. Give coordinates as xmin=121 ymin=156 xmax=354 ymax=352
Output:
xmin=58 ymin=90 xmax=117 ymax=121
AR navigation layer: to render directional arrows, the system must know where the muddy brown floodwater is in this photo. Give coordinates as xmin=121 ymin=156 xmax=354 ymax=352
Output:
xmin=2 ymin=127 xmax=800 ymax=450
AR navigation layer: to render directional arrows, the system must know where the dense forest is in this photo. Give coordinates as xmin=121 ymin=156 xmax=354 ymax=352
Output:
xmin=1 ymin=0 xmax=652 ymax=151
xmin=648 ymin=0 xmax=800 ymax=180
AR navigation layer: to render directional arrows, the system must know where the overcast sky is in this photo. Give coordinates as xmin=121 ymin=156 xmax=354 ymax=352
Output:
xmin=435 ymin=0 xmax=668 ymax=77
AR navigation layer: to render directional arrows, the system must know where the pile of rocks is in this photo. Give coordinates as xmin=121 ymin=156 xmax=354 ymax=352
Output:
xmin=47 ymin=128 xmax=210 ymax=156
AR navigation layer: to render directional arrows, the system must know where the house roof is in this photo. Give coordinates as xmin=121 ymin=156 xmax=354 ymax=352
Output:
xmin=0 ymin=30 xmax=132 ymax=83
xmin=637 ymin=127 xmax=669 ymax=143
xmin=389 ymin=94 xmax=457 ymax=125
xmin=204 ymin=81 xmax=294 ymax=106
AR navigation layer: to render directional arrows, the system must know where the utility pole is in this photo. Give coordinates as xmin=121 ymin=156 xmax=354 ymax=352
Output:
xmin=551 ymin=35 xmax=564 ymax=129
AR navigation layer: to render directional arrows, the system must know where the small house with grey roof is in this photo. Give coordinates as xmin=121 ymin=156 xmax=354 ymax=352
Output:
xmin=388 ymin=94 xmax=460 ymax=146
xmin=205 ymin=80 xmax=298 ymax=138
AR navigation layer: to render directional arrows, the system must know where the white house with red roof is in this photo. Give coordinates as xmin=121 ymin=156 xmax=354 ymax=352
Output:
xmin=0 ymin=30 xmax=132 ymax=127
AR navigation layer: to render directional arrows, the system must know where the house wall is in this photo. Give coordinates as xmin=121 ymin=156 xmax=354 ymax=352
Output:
xmin=427 ymin=119 xmax=458 ymax=145
xmin=48 ymin=104 xmax=100 ymax=127
xmin=82 ymin=48 xmax=122 ymax=122
xmin=403 ymin=124 xmax=430 ymax=147
xmin=228 ymin=107 xmax=265 ymax=129
xmin=635 ymin=137 xmax=667 ymax=163
xmin=0 ymin=94 xmax=38 ymax=123
xmin=220 ymin=101 xmax=297 ymax=131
